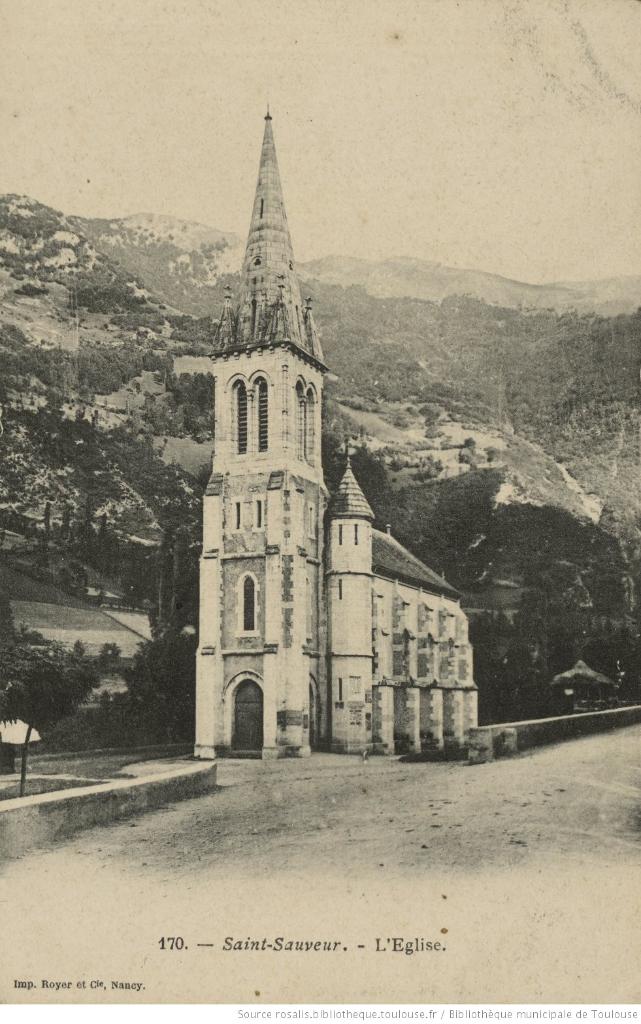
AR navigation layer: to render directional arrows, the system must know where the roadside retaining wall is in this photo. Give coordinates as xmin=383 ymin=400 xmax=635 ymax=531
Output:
xmin=31 ymin=741 xmax=193 ymax=763
xmin=0 ymin=760 xmax=217 ymax=859
xmin=468 ymin=705 xmax=641 ymax=764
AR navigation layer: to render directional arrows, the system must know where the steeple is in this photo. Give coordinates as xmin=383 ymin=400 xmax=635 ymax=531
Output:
xmin=212 ymin=111 xmax=323 ymax=361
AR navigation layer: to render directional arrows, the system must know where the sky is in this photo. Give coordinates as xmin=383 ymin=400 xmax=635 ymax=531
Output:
xmin=1 ymin=0 xmax=640 ymax=283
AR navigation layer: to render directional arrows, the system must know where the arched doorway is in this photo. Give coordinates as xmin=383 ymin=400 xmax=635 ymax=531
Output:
xmin=233 ymin=680 xmax=263 ymax=753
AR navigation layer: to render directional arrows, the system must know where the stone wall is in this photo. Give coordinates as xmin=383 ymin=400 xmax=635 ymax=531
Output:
xmin=468 ymin=705 xmax=641 ymax=763
xmin=0 ymin=761 xmax=218 ymax=859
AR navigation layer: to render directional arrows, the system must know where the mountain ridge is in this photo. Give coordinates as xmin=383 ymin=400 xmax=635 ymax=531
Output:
xmin=299 ymin=255 xmax=641 ymax=316
xmin=3 ymin=194 xmax=639 ymax=317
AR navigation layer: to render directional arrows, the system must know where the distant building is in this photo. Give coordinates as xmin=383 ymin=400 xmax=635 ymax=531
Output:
xmin=194 ymin=113 xmax=477 ymax=759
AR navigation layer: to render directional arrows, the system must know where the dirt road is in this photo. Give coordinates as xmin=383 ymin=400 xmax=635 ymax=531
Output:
xmin=2 ymin=728 xmax=640 ymax=1003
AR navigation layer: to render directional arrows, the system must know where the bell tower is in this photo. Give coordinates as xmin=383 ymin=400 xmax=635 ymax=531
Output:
xmin=195 ymin=112 xmax=328 ymax=760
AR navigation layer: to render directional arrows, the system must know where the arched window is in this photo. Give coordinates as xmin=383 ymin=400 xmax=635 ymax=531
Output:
xmin=233 ymin=380 xmax=248 ymax=454
xmin=242 ymin=575 xmax=256 ymax=632
xmin=306 ymin=574 xmax=312 ymax=640
xmin=296 ymin=381 xmax=306 ymax=460
xmin=255 ymin=377 xmax=268 ymax=452
xmin=305 ymin=387 xmax=315 ymax=463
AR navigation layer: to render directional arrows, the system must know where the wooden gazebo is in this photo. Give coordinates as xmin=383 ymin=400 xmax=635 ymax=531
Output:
xmin=550 ymin=660 xmax=617 ymax=713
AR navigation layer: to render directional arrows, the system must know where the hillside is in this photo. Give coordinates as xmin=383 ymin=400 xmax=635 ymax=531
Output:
xmin=2 ymin=192 xmax=641 ymax=723
xmin=0 ymin=196 xmax=203 ymax=617
xmin=0 ymin=195 xmax=169 ymax=338
xmin=74 ymin=212 xmax=243 ymax=318
xmin=0 ymin=563 xmax=150 ymax=659
xmin=2 ymin=196 xmax=639 ymax=558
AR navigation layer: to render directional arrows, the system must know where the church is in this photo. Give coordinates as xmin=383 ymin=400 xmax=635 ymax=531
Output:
xmin=194 ymin=113 xmax=477 ymax=760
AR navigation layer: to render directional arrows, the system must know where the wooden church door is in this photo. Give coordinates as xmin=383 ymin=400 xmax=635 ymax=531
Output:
xmin=233 ymin=680 xmax=263 ymax=752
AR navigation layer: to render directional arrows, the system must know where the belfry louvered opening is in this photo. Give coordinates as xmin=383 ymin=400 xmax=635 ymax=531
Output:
xmin=234 ymin=380 xmax=248 ymax=454
xmin=256 ymin=377 xmax=269 ymax=452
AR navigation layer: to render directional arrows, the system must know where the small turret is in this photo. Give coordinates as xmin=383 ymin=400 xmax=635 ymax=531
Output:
xmin=329 ymin=453 xmax=374 ymax=522
xmin=328 ymin=453 xmax=373 ymax=575
xmin=263 ymin=275 xmax=292 ymax=343
xmin=303 ymin=296 xmax=323 ymax=362
xmin=213 ymin=285 xmax=236 ymax=350
xmin=327 ymin=452 xmax=374 ymax=753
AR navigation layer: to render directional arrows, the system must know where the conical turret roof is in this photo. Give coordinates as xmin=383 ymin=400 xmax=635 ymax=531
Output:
xmin=212 ymin=112 xmax=322 ymax=362
xmin=330 ymin=456 xmax=374 ymax=520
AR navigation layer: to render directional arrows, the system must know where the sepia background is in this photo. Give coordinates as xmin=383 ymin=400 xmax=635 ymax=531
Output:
xmin=1 ymin=0 xmax=640 ymax=1004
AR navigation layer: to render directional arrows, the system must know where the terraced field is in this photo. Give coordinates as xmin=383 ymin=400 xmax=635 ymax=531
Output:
xmin=1 ymin=557 xmax=151 ymax=657
xmin=10 ymin=599 xmax=146 ymax=658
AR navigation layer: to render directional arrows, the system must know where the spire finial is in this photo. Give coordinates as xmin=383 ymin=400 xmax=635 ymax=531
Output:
xmin=344 ymin=437 xmax=351 ymax=467
xmin=265 ymin=102 xmax=272 ymax=121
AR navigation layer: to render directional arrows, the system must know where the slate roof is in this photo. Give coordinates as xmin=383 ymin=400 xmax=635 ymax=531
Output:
xmin=371 ymin=529 xmax=459 ymax=598
xmin=329 ymin=461 xmax=374 ymax=520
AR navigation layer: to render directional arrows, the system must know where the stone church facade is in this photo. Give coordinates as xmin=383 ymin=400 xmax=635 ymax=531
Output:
xmin=194 ymin=113 xmax=477 ymax=760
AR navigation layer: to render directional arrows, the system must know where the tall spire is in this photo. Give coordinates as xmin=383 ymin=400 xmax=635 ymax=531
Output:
xmin=213 ymin=112 xmax=322 ymax=361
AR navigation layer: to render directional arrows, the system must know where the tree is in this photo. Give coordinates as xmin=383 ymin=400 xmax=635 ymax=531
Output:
xmin=97 ymin=642 xmax=122 ymax=675
xmin=419 ymin=401 xmax=442 ymax=432
xmin=125 ymin=627 xmax=196 ymax=743
xmin=60 ymin=505 xmax=71 ymax=541
xmin=40 ymin=500 xmax=52 ymax=568
xmin=0 ymin=635 xmax=98 ymax=795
